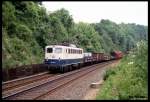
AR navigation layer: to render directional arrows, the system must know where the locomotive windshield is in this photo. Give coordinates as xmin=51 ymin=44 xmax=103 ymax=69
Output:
xmin=47 ymin=48 xmax=53 ymax=53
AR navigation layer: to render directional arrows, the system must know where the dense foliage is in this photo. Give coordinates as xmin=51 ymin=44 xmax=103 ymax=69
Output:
xmin=96 ymin=41 xmax=148 ymax=100
xmin=2 ymin=1 xmax=148 ymax=69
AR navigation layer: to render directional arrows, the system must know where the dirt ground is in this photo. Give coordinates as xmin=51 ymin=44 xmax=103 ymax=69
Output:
xmin=83 ymin=60 xmax=120 ymax=100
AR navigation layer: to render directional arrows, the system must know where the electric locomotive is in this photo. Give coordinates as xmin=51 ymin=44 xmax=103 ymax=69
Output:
xmin=44 ymin=44 xmax=84 ymax=72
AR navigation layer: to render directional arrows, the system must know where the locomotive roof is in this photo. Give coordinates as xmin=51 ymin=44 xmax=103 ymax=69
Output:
xmin=46 ymin=45 xmax=82 ymax=49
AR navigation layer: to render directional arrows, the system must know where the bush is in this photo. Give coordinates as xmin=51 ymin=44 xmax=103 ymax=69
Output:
xmin=103 ymin=68 xmax=116 ymax=80
xmin=15 ymin=24 xmax=32 ymax=42
xmin=96 ymin=41 xmax=148 ymax=100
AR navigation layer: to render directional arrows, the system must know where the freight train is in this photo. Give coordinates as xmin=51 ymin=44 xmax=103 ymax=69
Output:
xmin=44 ymin=44 xmax=123 ymax=72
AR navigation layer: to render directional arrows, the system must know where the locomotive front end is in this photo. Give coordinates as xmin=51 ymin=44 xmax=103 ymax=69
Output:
xmin=44 ymin=46 xmax=63 ymax=68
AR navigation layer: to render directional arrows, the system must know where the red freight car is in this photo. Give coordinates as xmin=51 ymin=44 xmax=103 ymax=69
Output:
xmin=111 ymin=51 xmax=123 ymax=59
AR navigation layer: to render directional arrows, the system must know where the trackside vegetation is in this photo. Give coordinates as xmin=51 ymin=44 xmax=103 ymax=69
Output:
xmin=96 ymin=41 xmax=148 ymax=100
xmin=2 ymin=1 xmax=148 ymax=69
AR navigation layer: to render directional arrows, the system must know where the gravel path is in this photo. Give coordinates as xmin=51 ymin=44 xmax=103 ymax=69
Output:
xmin=83 ymin=60 xmax=120 ymax=100
xmin=42 ymin=60 xmax=120 ymax=100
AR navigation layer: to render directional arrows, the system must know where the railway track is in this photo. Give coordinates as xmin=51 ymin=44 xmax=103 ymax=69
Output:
xmin=34 ymin=61 xmax=115 ymax=100
xmin=2 ymin=60 xmax=117 ymax=100
xmin=2 ymin=72 xmax=58 ymax=99
xmin=2 ymin=72 xmax=50 ymax=91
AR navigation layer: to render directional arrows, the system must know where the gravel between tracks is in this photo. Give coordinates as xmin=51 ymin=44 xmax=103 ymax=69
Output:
xmin=42 ymin=60 xmax=120 ymax=100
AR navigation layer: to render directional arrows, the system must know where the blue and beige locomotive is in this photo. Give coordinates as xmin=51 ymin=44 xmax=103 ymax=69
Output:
xmin=44 ymin=44 xmax=84 ymax=72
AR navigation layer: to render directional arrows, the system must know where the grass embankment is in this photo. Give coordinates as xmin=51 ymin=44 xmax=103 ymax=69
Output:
xmin=96 ymin=41 xmax=148 ymax=100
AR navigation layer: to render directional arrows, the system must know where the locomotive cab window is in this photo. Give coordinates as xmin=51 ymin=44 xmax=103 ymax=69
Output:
xmin=54 ymin=48 xmax=62 ymax=53
xmin=47 ymin=48 xmax=53 ymax=53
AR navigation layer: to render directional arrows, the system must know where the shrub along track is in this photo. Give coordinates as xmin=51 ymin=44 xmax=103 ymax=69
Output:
xmin=2 ymin=60 xmax=117 ymax=100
